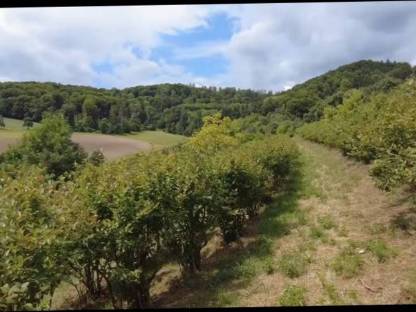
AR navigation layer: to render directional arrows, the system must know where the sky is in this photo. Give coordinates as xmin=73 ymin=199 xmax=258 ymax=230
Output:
xmin=0 ymin=2 xmax=416 ymax=92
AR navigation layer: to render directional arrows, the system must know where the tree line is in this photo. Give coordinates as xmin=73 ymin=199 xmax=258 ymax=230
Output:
xmin=0 ymin=82 xmax=266 ymax=136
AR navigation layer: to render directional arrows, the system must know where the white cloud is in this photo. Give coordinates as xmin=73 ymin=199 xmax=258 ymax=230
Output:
xmin=1 ymin=3 xmax=416 ymax=91
xmin=212 ymin=2 xmax=416 ymax=91
xmin=0 ymin=5 xmax=216 ymax=87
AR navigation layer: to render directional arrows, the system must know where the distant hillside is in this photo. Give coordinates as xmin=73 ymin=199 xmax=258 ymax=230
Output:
xmin=262 ymin=60 xmax=413 ymax=120
xmin=0 ymin=60 xmax=413 ymax=137
xmin=233 ymin=60 xmax=415 ymax=135
xmin=0 ymin=82 xmax=266 ymax=136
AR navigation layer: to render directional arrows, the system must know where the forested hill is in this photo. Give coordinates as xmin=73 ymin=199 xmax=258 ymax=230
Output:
xmin=0 ymin=82 xmax=267 ymax=135
xmin=233 ymin=60 xmax=415 ymax=135
xmin=264 ymin=60 xmax=413 ymax=119
xmin=0 ymin=60 xmax=414 ymax=136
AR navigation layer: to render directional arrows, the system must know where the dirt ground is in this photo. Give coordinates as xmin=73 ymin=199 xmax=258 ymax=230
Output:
xmin=0 ymin=133 xmax=152 ymax=160
xmin=71 ymin=133 xmax=152 ymax=160
xmin=0 ymin=137 xmax=19 ymax=154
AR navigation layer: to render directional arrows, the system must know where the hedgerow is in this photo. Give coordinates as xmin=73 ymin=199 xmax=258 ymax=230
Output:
xmin=298 ymin=80 xmax=416 ymax=193
xmin=0 ymin=113 xmax=300 ymax=309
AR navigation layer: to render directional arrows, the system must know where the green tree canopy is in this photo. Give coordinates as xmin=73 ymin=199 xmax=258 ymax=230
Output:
xmin=1 ymin=114 xmax=87 ymax=177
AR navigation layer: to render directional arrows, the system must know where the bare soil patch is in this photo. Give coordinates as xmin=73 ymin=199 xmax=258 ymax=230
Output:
xmin=0 ymin=133 xmax=152 ymax=160
xmin=0 ymin=136 xmax=19 ymax=154
xmin=72 ymin=133 xmax=152 ymax=160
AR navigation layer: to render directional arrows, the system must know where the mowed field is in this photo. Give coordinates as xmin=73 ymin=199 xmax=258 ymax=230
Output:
xmin=0 ymin=118 xmax=187 ymax=160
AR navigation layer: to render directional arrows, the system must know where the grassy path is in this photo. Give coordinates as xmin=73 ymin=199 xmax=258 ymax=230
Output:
xmin=154 ymin=137 xmax=416 ymax=307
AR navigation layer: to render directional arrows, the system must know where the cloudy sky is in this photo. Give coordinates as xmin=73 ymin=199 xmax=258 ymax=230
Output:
xmin=0 ymin=2 xmax=415 ymax=91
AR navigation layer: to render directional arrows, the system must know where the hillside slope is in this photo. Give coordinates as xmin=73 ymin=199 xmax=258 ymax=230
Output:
xmin=0 ymin=60 xmax=413 ymax=137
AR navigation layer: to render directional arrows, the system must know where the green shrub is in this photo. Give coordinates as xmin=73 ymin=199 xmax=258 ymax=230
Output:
xmin=331 ymin=246 xmax=363 ymax=278
xmin=309 ymin=225 xmax=327 ymax=240
xmin=319 ymin=275 xmax=344 ymax=305
xmin=278 ymin=251 xmax=311 ymax=278
xmin=278 ymin=285 xmax=306 ymax=306
xmin=263 ymin=257 xmax=276 ymax=275
xmin=0 ymin=114 xmax=87 ymax=178
xmin=0 ymin=167 xmax=63 ymax=310
xmin=367 ymin=239 xmax=398 ymax=263
xmin=88 ymin=149 xmax=105 ymax=166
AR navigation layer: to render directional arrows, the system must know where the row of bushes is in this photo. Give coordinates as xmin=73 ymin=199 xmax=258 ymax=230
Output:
xmin=298 ymin=80 xmax=416 ymax=192
xmin=0 ymin=114 xmax=300 ymax=310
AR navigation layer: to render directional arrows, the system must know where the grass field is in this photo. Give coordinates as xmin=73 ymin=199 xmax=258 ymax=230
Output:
xmin=0 ymin=117 xmax=38 ymax=138
xmin=0 ymin=118 xmax=33 ymax=152
xmin=1 ymin=117 xmax=40 ymax=131
xmin=0 ymin=118 xmax=187 ymax=159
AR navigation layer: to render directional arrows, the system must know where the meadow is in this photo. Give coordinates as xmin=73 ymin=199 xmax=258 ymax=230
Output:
xmin=0 ymin=117 xmax=187 ymax=159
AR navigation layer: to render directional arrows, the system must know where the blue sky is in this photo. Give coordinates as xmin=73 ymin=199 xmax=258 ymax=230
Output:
xmin=151 ymin=13 xmax=234 ymax=78
xmin=0 ymin=3 xmax=416 ymax=91
xmin=91 ymin=12 xmax=235 ymax=87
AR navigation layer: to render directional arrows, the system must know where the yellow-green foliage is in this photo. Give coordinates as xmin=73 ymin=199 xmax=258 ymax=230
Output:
xmin=0 ymin=166 xmax=63 ymax=310
xmin=187 ymin=113 xmax=239 ymax=154
xmin=279 ymin=285 xmax=306 ymax=306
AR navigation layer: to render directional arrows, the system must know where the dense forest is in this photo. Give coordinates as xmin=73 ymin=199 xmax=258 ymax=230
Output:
xmin=0 ymin=82 xmax=267 ymax=135
xmin=0 ymin=60 xmax=413 ymax=136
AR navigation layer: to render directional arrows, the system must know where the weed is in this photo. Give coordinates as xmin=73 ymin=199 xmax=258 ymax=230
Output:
xmin=318 ymin=214 xmax=336 ymax=230
xmin=318 ymin=274 xmax=344 ymax=305
xmin=209 ymin=257 xmax=259 ymax=289
xmin=297 ymin=240 xmax=317 ymax=253
xmin=296 ymin=210 xmax=309 ymax=226
xmin=254 ymin=235 xmax=274 ymax=257
xmin=346 ymin=289 xmax=360 ymax=304
xmin=263 ymin=257 xmax=276 ymax=275
xmin=367 ymin=239 xmax=398 ymax=263
xmin=278 ymin=251 xmax=311 ymax=278
xmin=235 ymin=259 xmax=259 ymax=280
xmin=278 ymin=285 xmax=306 ymax=306
xmin=309 ymin=225 xmax=327 ymax=241
xmin=216 ymin=290 xmax=239 ymax=307
xmin=331 ymin=246 xmax=363 ymax=278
